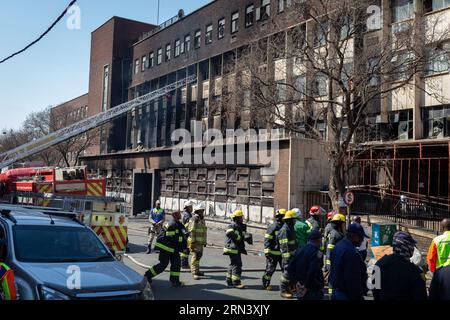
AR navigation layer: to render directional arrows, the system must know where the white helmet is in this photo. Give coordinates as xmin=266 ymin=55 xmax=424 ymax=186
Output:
xmin=194 ymin=202 xmax=206 ymax=212
xmin=184 ymin=200 xmax=195 ymax=208
xmin=292 ymin=208 xmax=302 ymax=219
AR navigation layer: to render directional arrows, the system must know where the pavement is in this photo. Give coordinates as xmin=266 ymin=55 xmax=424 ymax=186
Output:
xmin=124 ymin=219 xmax=286 ymax=300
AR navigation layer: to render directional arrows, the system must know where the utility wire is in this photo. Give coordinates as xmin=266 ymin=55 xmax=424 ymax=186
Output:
xmin=0 ymin=0 xmax=77 ymax=65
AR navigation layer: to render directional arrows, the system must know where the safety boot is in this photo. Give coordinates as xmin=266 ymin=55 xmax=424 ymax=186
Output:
xmin=146 ymin=245 xmax=152 ymax=254
xmin=235 ymin=284 xmax=246 ymax=289
xmin=281 ymin=291 xmax=294 ymax=299
xmin=171 ymin=281 xmax=185 ymax=288
xmin=265 ymin=285 xmax=274 ymax=291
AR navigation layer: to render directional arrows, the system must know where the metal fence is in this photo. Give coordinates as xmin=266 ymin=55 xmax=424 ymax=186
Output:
xmin=351 ymin=192 xmax=450 ymax=233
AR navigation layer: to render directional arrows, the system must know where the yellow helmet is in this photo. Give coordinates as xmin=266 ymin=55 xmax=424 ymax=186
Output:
xmin=231 ymin=210 xmax=244 ymax=219
xmin=332 ymin=214 xmax=346 ymax=222
xmin=283 ymin=210 xmax=297 ymax=220
xmin=276 ymin=209 xmax=287 ymax=217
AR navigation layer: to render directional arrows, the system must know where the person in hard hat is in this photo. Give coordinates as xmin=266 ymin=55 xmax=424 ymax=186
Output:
xmin=325 ymin=214 xmax=346 ymax=272
xmin=0 ymin=240 xmax=17 ymax=301
xmin=373 ymin=231 xmax=427 ymax=301
xmin=145 ymin=211 xmax=186 ymax=287
xmin=324 ymin=211 xmax=335 ymax=241
xmin=306 ymin=206 xmax=323 ymax=233
xmin=427 ymin=218 xmax=450 ymax=273
xmin=292 ymin=208 xmax=309 ymax=250
xmin=329 ymin=223 xmax=369 ymax=300
xmin=277 ymin=210 xmax=298 ymax=299
xmin=262 ymin=209 xmax=286 ymax=290
xmin=186 ymin=202 xmax=208 ymax=280
xmin=181 ymin=200 xmax=195 ymax=269
xmin=224 ymin=210 xmax=252 ymax=289
xmin=147 ymin=200 xmax=166 ymax=254
xmin=288 ymin=230 xmax=325 ymax=300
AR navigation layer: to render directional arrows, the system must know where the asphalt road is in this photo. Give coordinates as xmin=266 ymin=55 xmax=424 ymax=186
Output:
xmin=124 ymin=220 xmax=285 ymax=300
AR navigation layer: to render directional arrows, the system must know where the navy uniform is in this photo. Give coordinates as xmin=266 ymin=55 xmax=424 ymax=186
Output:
xmin=145 ymin=218 xmax=186 ymax=286
xmin=277 ymin=210 xmax=298 ymax=299
xmin=262 ymin=209 xmax=286 ymax=290
xmin=180 ymin=206 xmax=193 ymax=268
xmin=224 ymin=210 xmax=251 ymax=288
xmin=288 ymin=230 xmax=325 ymax=300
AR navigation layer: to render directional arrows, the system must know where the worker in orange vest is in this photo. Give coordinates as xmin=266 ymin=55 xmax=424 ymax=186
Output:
xmin=427 ymin=219 xmax=450 ymax=273
xmin=0 ymin=240 xmax=17 ymax=300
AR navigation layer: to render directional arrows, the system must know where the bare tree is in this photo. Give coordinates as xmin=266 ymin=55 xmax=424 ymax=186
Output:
xmin=221 ymin=0 xmax=450 ymax=211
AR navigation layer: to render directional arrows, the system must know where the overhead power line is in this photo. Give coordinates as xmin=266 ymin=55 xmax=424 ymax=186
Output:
xmin=0 ymin=0 xmax=77 ymax=65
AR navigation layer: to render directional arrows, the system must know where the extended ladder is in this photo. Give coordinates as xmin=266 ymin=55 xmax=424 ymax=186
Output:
xmin=0 ymin=74 xmax=197 ymax=169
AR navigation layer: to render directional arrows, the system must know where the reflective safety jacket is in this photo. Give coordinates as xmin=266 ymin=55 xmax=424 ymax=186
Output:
xmin=155 ymin=221 xmax=184 ymax=254
xmin=149 ymin=208 xmax=165 ymax=224
xmin=187 ymin=214 xmax=207 ymax=246
xmin=326 ymin=225 xmax=345 ymax=269
xmin=224 ymin=222 xmax=247 ymax=255
xmin=264 ymin=221 xmax=283 ymax=256
xmin=0 ymin=263 xmax=17 ymax=301
xmin=427 ymin=231 xmax=450 ymax=273
xmin=277 ymin=223 xmax=297 ymax=261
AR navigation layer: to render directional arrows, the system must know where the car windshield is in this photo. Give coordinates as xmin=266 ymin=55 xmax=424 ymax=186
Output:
xmin=13 ymin=225 xmax=114 ymax=263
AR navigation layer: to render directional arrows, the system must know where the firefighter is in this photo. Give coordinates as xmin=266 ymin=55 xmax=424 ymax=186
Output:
xmin=0 ymin=240 xmax=17 ymax=300
xmin=306 ymin=205 xmax=323 ymax=233
xmin=325 ymin=213 xmax=346 ymax=298
xmin=224 ymin=210 xmax=252 ymax=289
xmin=181 ymin=200 xmax=195 ymax=269
xmin=145 ymin=211 xmax=185 ymax=287
xmin=323 ymin=211 xmax=336 ymax=253
xmin=147 ymin=200 xmax=166 ymax=254
xmin=187 ymin=202 xmax=208 ymax=280
xmin=325 ymin=214 xmax=346 ymax=271
xmin=262 ymin=209 xmax=286 ymax=291
xmin=277 ymin=210 xmax=298 ymax=299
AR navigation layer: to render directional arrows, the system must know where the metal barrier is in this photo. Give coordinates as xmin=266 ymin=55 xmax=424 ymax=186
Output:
xmin=351 ymin=192 xmax=450 ymax=233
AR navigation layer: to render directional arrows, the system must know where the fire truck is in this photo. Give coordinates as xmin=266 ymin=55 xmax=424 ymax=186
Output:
xmin=0 ymin=76 xmax=195 ymax=259
xmin=0 ymin=166 xmax=129 ymax=260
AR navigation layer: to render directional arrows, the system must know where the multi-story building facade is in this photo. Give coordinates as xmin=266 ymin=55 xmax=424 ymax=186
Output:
xmin=69 ymin=0 xmax=450 ymax=218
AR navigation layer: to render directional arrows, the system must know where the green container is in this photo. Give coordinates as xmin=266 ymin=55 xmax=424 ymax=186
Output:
xmin=371 ymin=223 xmax=397 ymax=247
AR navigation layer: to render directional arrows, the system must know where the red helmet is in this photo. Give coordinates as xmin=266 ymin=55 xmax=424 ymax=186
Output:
xmin=327 ymin=211 xmax=336 ymax=220
xmin=309 ymin=206 xmax=321 ymax=216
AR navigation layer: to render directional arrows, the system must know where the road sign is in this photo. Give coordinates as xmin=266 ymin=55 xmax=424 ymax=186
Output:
xmin=344 ymin=191 xmax=355 ymax=206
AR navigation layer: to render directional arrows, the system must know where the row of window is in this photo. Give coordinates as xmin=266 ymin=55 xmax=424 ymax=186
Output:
xmin=134 ymin=0 xmax=280 ymax=75
xmin=393 ymin=0 xmax=450 ymax=23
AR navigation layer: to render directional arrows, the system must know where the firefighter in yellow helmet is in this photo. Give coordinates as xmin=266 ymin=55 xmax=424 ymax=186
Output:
xmin=277 ymin=210 xmax=298 ymax=299
xmin=224 ymin=210 xmax=253 ymax=289
xmin=325 ymin=213 xmax=346 ymax=297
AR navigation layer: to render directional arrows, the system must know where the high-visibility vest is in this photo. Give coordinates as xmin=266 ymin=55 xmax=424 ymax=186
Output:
xmin=0 ymin=263 xmax=17 ymax=301
xmin=427 ymin=231 xmax=450 ymax=272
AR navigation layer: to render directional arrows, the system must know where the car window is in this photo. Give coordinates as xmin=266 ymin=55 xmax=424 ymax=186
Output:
xmin=0 ymin=223 xmax=7 ymax=260
xmin=13 ymin=225 xmax=114 ymax=263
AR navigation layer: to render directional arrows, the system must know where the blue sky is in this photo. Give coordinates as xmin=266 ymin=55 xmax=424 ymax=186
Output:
xmin=0 ymin=0 xmax=211 ymax=130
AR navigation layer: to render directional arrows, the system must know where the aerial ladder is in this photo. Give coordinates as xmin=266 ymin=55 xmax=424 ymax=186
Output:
xmin=0 ymin=74 xmax=197 ymax=169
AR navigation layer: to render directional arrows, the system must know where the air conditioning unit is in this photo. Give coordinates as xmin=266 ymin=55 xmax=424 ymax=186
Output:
xmin=398 ymin=121 xmax=409 ymax=140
